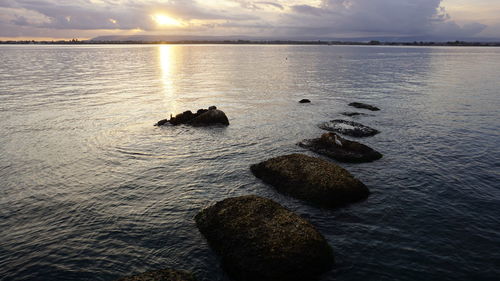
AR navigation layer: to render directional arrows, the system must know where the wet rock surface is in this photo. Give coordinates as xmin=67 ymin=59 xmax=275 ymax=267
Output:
xmin=195 ymin=195 xmax=334 ymax=281
xmin=298 ymin=132 xmax=383 ymax=163
xmin=155 ymin=106 xmax=229 ymax=126
xmin=250 ymin=154 xmax=369 ymax=208
xmin=348 ymin=102 xmax=380 ymax=111
xmin=319 ymin=120 xmax=380 ymax=137
xmin=115 ymin=268 xmax=197 ymax=281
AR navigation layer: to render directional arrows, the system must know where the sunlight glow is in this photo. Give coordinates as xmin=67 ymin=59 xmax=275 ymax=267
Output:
xmin=152 ymin=14 xmax=183 ymax=27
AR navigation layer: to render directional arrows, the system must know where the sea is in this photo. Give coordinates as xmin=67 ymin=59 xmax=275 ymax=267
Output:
xmin=0 ymin=44 xmax=499 ymax=281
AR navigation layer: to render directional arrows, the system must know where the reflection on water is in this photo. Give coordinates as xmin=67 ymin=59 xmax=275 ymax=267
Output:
xmin=159 ymin=45 xmax=178 ymax=115
xmin=0 ymin=45 xmax=499 ymax=281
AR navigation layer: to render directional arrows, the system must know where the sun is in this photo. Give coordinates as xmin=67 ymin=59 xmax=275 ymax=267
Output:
xmin=152 ymin=14 xmax=183 ymax=27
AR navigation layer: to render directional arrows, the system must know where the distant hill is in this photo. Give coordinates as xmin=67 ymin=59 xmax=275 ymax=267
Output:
xmin=90 ymin=35 xmax=259 ymax=42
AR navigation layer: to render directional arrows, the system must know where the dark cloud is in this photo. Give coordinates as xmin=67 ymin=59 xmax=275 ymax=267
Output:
xmin=286 ymin=0 xmax=487 ymax=38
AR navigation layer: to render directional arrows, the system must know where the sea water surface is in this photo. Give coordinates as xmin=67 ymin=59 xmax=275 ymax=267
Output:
xmin=0 ymin=44 xmax=499 ymax=281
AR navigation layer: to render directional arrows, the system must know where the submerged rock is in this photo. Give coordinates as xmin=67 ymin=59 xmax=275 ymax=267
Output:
xmin=340 ymin=112 xmax=370 ymax=117
xmin=319 ymin=120 xmax=379 ymax=137
xmin=155 ymin=106 xmax=229 ymax=126
xmin=348 ymin=102 xmax=380 ymax=111
xmin=298 ymin=132 xmax=383 ymax=163
xmin=299 ymin=99 xmax=311 ymax=103
xmin=195 ymin=195 xmax=334 ymax=281
xmin=250 ymin=154 xmax=369 ymax=208
xmin=115 ymin=268 xmax=197 ymax=281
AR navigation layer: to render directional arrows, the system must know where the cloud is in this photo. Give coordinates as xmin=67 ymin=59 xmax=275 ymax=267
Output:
xmin=0 ymin=0 xmax=494 ymax=39
xmin=285 ymin=0 xmax=487 ymax=38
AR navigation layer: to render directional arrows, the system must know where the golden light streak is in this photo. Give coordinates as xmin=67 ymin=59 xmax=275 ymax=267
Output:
xmin=159 ymin=45 xmax=178 ymax=113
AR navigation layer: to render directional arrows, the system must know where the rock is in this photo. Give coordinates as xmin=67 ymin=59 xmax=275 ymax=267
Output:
xmin=299 ymin=99 xmax=311 ymax=103
xmin=195 ymin=195 xmax=334 ymax=281
xmin=348 ymin=102 xmax=380 ymax=111
xmin=115 ymin=268 xmax=197 ymax=281
xmin=250 ymin=154 xmax=369 ymax=208
xmin=319 ymin=120 xmax=379 ymax=137
xmin=155 ymin=106 xmax=229 ymax=126
xmin=189 ymin=109 xmax=229 ymax=126
xmin=340 ymin=112 xmax=370 ymax=117
xmin=298 ymin=133 xmax=383 ymax=163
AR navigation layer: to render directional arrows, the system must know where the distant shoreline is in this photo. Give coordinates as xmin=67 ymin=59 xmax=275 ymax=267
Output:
xmin=1 ymin=40 xmax=500 ymax=47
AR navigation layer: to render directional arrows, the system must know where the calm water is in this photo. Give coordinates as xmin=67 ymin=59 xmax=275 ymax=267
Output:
xmin=0 ymin=45 xmax=499 ymax=281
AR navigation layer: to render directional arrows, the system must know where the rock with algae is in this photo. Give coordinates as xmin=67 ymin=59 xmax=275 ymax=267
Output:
xmin=250 ymin=154 xmax=369 ymax=208
xmin=195 ymin=195 xmax=334 ymax=281
xmin=298 ymin=132 xmax=383 ymax=163
xmin=319 ymin=120 xmax=379 ymax=137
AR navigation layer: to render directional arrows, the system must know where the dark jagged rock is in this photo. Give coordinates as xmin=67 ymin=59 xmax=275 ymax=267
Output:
xmin=319 ymin=120 xmax=379 ymax=137
xmin=348 ymin=102 xmax=380 ymax=111
xmin=299 ymin=99 xmax=311 ymax=103
xmin=298 ymin=132 xmax=383 ymax=163
xmin=340 ymin=112 xmax=370 ymax=117
xmin=195 ymin=195 xmax=334 ymax=281
xmin=250 ymin=154 xmax=369 ymax=208
xmin=115 ymin=268 xmax=197 ymax=281
xmin=155 ymin=106 xmax=229 ymax=126
xmin=189 ymin=109 xmax=229 ymax=126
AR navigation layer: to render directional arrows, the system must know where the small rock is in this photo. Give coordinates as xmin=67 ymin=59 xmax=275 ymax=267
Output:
xmin=195 ymin=195 xmax=334 ymax=281
xmin=299 ymin=99 xmax=311 ymax=103
xmin=348 ymin=102 xmax=380 ymax=111
xmin=115 ymin=268 xmax=197 ymax=281
xmin=251 ymin=154 xmax=369 ymax=208
xmin=340 ymin=112 xmax=369 ymax=117
xmin=319 ymin=120 xmax=379 ymax=137
xmin=298 ymin=132 xmax=383 ymax=163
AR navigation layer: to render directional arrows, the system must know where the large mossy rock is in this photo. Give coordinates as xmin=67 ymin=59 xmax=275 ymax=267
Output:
xmin=348 ymin=102 xmax=380 ymax=111
xmin=195 ymin=195 xmax=334 ymax=281
xmin=250 ymin=154 xmax=369 ymax=208
xmin=319 ymin=120 xmax=379 ymax=137
xmin=115 ymin=268 xmax=197 ymax=281
xmin=155 ymin=106 xmax=229 ymax=126
xmin=298 ymin=132 xmax=383 ymax=163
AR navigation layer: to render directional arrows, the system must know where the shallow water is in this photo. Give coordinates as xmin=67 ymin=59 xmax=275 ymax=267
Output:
xmin=0 ymin=44 xmax=499 ymax=281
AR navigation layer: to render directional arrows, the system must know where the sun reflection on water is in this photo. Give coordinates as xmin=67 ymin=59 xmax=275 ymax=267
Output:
xmin=159 ymin=44 xmax=177 ymax=114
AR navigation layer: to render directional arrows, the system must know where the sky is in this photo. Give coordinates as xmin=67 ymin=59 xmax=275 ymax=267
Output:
xmin=1 ymin=0 xmax=500 ymax=41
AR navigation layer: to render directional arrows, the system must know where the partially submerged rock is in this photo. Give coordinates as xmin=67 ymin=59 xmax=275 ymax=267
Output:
xmin=298 ymin=132 xmax=383 ymax=163
xmin=250 ymin=154 xmax=369 ymax=208
xmin=155 ymin=106 xmax=229 ymax=126
xmin=115 ymin=268 xmax=197 ymax=281
xmin=195 ymin=195 xmax=334 ymax=281
xmin=299 ymin=99 xmax=311 ymax=103
xmin=319 ymin=120 xmax=379 ymax=137
xmin=348 ymin=102 xmax=380 ymax=111
xmin=340 ymin=112 xmax=370 ymax=117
